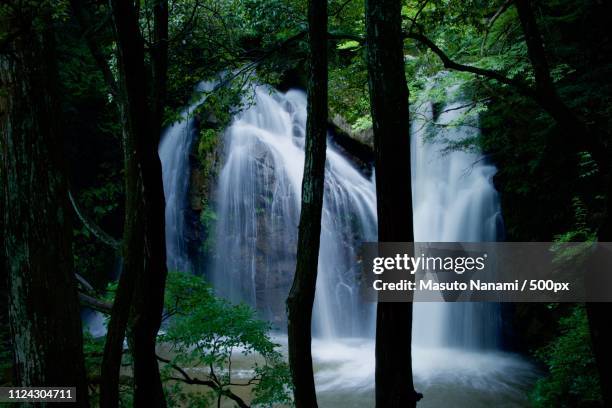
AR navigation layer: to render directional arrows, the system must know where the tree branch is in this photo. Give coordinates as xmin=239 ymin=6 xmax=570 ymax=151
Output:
xmin=75 ymin=272 xmax=95 ymax=292
xmin=404 ymin=31 xmax=536 ymax=99
xmin=481 ymin=0 xmax=515 ymax=54
xmin=69 ymin=190 xmax=121 ymax=250
xmin=156 ymin=355 xmax=250 ymax=408
xmin=330 ymin=0 xmax=354 ymax=18
xmin=79 ymin=292 xmax=113 ymax=314
xmin=169 ymin=0 xmax=202 ymax=45
xmin=69 ymin=0 xmax=119 ymax=97
xmin=328 ymin=31 xmax=364 ymax=43
xmin=409 ymin=0 xmax=430 ymax=33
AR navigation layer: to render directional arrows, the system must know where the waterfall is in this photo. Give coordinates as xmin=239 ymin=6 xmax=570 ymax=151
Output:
xmin=411 ymin=88 xmax=503 ymax=349
xmin=160 ymin=81 xmax=503 ymax=346
xmin=207 ymin=83 xmax=502 ymax=347
xmin=159 ymin=81 xmax=536 ymax=406
xmin=210 ymin=86 xmax=377 ymax=337
xmin=160 ymin=81 xmax=217 ymax=273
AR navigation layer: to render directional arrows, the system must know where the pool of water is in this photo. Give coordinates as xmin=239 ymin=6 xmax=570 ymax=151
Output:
xmin=311 ymin=337 xmax=538 ymax=408
xmin=160 ymin=335 xmax=539 ymax=407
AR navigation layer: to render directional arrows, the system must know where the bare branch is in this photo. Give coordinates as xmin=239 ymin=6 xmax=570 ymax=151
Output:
xmin=156 ymin=355 xmax=250 ymax=408
xmin=79 ymin=292 xmax=113 ymax=314
xmin=75 ymin=272 xmax=95 ymax=292
xmin=69 ymin=190 xmax=121 ymax=250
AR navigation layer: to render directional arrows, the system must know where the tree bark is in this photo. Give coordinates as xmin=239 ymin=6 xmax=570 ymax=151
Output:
xmin=514 ymin=2 xmax=612 ymax=405
xmin=0 ymin=6 xmax=89 ymax=406
xmin=286 ymin=1 xmax=327 ymax=407
xmin=585 ymin=301 xmax=612 ymax=407
xmin=588 ymin=167 xmax=612 ymax=408
xmin=152 ymin=0 xmax=169 ymax=136
xmin=100 ymin=1 xmax=169 ymax=407
xmin=364 ymin=0 xmax=420 ymax=406
xmin=514 ymin=0 xmax=605 ymax=166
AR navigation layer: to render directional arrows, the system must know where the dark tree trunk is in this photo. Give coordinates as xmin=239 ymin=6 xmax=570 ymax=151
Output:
xmin=99 ymin=98 xmax=144 ymax=407
xmin=100 ymin=1 xmax=169 ymax=407
xmin=365 ymin=0 xmax=419 ymax=406
xmin=125 ymin=0 xmax=169 ymax=405
xmin=152 ymin=0 xmax=169 ymax=135
xmin=0 ymin=6 xmax=89 ymax=406
xmin=515 ymin=0 xmax=605 ymax=166
xmin=515 ymin=3 xmax=612 ymax=404
xmin=585 ymin=301 xmax=612 ymax=408
xmin=286 ymin=1 xmax=327 ymax=407
xmin=588 ymin=182 xmax=612 ymax=408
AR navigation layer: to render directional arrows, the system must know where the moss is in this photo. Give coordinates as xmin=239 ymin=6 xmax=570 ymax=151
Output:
xmin=193 ymin=126 xmax=221 ymax=258
xmin=200 ymin=207 xmax=217 ymax=255
xmin=197 ymin=128 xmax=219 ymax=175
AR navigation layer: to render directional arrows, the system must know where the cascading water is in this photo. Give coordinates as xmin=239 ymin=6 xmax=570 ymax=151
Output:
xmin=411 ymin=87 xmax=503 ymax=349
xmin=208 ymin=83 xmax=501 ymax=347
xmin=160 ymin=80 xmax=537 ymax=407
xmin=210 ymin=86 xmax=377 ymax=337
xmin=160 ymin=81 xmax=216 ymax=273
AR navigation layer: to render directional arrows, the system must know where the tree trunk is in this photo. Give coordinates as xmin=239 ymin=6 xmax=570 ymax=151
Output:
xmin=588 ymin=175 xmax=612 ymax=408
xmin=585 ymin=301 xmax=612 ymax=407
xmin=286 ymin=1 xmax=327 ymax=407
xmin=514 ymin=0 xmax=605 ymax=167
xmin=364 ymin=0 xmax=420 ymax=406
xmin=100 ymin=1 xmax=169 ymax=406
xmin=152 ymin=0 xmax=169 ymax=135
xmin=0 ymin=6 xmax=89 ymax=406
xmin=515 ymin=3 xmax=612 ymax=404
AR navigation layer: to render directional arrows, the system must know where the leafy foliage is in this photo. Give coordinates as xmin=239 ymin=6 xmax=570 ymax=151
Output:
xmin=82 ymin=273 xmax=292 ymax=407
xmin=530 ymin=305 xmax=602 ymax=408
xmin=160 ymin=272 xmax=292 ymax=407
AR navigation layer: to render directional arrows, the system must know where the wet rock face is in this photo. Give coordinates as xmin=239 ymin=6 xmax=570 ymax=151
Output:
xmin=187 ymin=87 xmax=379 ymax=337
xmin=186 ymin=118 xmax=224 ymax=273
xmin=331 ymin=114 xmax=373 ymax=148
xmin=328 ymin=116 xmax=374 ymax=178
xmin=188 ymin=125 xmax=297 ymax=326
xmin=251 ymin=143 xmax=298 ymax=326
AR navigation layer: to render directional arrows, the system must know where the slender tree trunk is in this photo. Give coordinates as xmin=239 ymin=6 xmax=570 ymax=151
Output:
xmin=286 ymin=1 xmax=327 ymax=407
xmin=152 ymin=0 xmax=169 ymax=134
xmin=0 ymin=6 xmax=89 ymax=406
xmin=515 ymin=3 xmax=612 ymax=404
xmin=100 ymin=96 xmax=143 ymax=407
xmin=515 ymin=0 xmax=605 ymax=166
xmin=588 ymin=175 xmax=612 ymax=408
xmin=585 ymin=301 xmax=612 ymax=407
xmin=124 ymin=0 xmax=169 ymax=405
xmin=365 ymin=0 xmax=420 ymax=406
xmin=100 ymin=1 xmax=169 ymax=406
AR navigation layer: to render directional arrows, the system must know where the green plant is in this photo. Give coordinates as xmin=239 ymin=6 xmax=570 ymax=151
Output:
xmin=530 ymin=305 xmax=602 ymax=408
xmin=160 ymin=272 xmax=292 ymax=407
xmin=83 ymin=273 xmax=291 ymax=406
xmin=200 ymin=207 xmax=218 ymax=255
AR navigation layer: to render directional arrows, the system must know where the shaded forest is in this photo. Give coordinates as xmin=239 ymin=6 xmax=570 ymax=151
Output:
xmin=1 ymin=0 xmax=612 ymax=407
